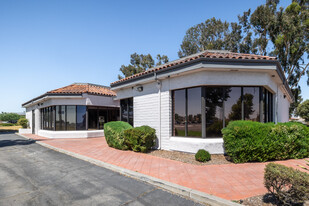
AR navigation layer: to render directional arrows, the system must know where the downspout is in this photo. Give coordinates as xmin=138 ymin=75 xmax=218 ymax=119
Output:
xmin=155 ymin=72 xmax=162 ymax=149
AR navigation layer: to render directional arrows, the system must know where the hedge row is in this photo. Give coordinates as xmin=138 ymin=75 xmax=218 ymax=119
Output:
xmin=222 ymin=121 xmax=309 ymax=163
xmin=104 ymin=121 xmax=156 ymax=152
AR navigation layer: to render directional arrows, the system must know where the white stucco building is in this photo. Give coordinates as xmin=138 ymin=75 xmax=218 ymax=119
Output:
xmin=111 ymin=51 xmax=293 ymax=154
xmin=21 ymin=83 xmax=120 ymax=138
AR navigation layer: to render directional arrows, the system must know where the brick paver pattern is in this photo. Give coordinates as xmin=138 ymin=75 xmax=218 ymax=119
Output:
xmin=23 ymin=134 xmax=309 ymax=201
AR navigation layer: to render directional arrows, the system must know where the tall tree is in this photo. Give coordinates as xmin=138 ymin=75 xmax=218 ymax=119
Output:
xmin=178 ymin=18 xmax=230 ymax=57
xmin=118 ymin=53 xmax=169 ymax=79
xmin=178 ymin=0 xmax=309 ymax=115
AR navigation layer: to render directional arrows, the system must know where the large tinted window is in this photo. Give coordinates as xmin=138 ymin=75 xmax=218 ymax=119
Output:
xmin=224 ymin=87 xmax=242 ymax=124
xmin=205 ymin=87 xmax=224 ymax=138
xmin=264 ymin=89 xmax=273 ymax=122
xmin=187 ymin=87 xmax=202 ymax=137
xmin=41 ymin=106 xmax=55 ymax=130
xmin=120 ymin=98 xmax=133 ymax=126
xmin=76 ymin=106 xmax=86 ymax=130
xmin=172 ymin=86 xmax=274 ymax=138
xmin=243 ymin=87 xmax=260 ymax=121
xmin=128 ymin=98 xmax=134 ymax=126
xmin=66 ymin=106 xmax=76 ymax=130
xmin=56 ymin=106 xmax=65 ymax=131
xmin=173 ymin=89 xmax=186 ymax=136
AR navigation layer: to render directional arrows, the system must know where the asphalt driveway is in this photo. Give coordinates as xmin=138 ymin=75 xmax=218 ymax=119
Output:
xmin=0 ymin=133 xmax=202 ymax=206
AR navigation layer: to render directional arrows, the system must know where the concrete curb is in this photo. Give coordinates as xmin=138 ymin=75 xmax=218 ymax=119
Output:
xmin=17 ymin=133 xmax=240 ymax=206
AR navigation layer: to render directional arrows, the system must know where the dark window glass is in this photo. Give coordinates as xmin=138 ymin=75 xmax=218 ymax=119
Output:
xmin=205 ymin=87 xmax=224 ymax=137
xmin=128 ymin=98 xmax=133 ymax=126
xmin=121 ymin=99 xmax=128 ymax=122
xmin=187 ymin=87 xmax=202 ymax=137
xmin=88 ymin=109 xmax=98 ymax=129
xmin=120 ymin=98 xmax=133 ymax=126
xmin=108 ymin=109 xmax=120 ymax=122
xmin=224 ymin=87 xmax=242 ymax=125
xmin=173 ymin=89 xmax=186 ymax=136
xmin=261 ymin=88 xmax=265 ymax=122
xmin=51 ymin=106 xmax=55 ymax=130
xmin=56 ymin=106 xmax=65 ymax=131
xmin=76 ymin=106 xmax=86 ymax=130
xmin=98 ymin=109 xmax=107 ymax=129
xmin=268 ymin=92 xmax=273 ymax=122
xmin=66 ymin=106 xmax=76 ymax=130
xmin=243 ymin=87 xmax=260 ymax=121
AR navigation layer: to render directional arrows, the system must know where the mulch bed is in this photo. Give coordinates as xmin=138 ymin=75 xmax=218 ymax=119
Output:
xmin=237 ymin=194 xmax=309 ymax=206
xmin=148 ymin=149 xmax=232 ymax=165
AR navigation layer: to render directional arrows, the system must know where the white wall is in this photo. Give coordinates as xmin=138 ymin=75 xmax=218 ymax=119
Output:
xmin=115 ymin=69 xmax=292 ymax=154
xmin=277 ymin=87 xmax=290 ymax=122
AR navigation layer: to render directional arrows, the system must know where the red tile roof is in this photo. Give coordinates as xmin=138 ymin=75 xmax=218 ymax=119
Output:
xmin=47 ymin=83 xmax=116 ymax=96
xmin=111 ymin=51 xmax=277 ymax=86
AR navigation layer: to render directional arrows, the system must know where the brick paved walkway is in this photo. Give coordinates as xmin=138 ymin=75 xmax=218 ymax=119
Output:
xmin=22 ymin=134 xmax=309 ymax=200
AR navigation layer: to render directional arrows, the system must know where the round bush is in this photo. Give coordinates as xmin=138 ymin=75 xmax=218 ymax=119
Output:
xmin=124 ymin=125 xmax=156 ymax=153
xmin=17 ymin=118 xmax=28 ymax=128
xmin=104 ymin=121 xmax=132 ymax=150
xmin=195 ymin=149 xmax=211 ymax=162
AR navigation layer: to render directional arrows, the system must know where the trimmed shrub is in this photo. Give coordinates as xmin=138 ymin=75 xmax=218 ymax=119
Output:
xmin=222 ymin=120 xmax=309 ymax=163
xmin=195 ymin=149 xmax=211 ymax=162
xmin=104 ymin=121 xmax=132 ymax=150
xmin=264 ymin=163 xmax=309 ymax=205
xmin=17 ymin=118 xmax=28 ymax=129
xmin=124 ymin=126 xmax=156 ymax=153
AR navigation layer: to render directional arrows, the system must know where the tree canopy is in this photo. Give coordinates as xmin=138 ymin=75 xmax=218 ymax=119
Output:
xmin=0 ymin=112 xmax=21 ymax=121
xmin=296 ymin=99 xmax=309 ymax=121
xmin=178 ymin=0 xmax=308 ymax=114
xmin=118 ymin=53 xmax=169 ymax=79
xmin=118 ymin=0 xmax=307 ymax=115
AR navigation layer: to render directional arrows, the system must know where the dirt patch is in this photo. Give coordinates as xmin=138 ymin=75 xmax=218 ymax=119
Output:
xmin=148 ymin=149 xmax=232 ymax=165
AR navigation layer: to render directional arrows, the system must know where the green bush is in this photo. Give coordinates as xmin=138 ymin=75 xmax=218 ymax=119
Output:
xmin=222 ymin=120 xmax=309 ymax=163
xmin=195 ymin=149 xmax=211 ymax=162
xmin=264 ymin=163 xmax=309 ymax=205
xmin=104 ymin=121 xmax=132 ymax=150
xmin=0 ymin=123 xmax=15 ymax=126
xmin=17 ymin=118 xmax=28 ymax=128
xmin=124 ymin=126 xmax=156 ymax=153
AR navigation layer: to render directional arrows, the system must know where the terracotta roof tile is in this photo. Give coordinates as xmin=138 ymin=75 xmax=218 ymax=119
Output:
xmin=47 ymin=83 xmax=116 ymax=96
xmin=111 ymin=51 xmax=277 ymax=86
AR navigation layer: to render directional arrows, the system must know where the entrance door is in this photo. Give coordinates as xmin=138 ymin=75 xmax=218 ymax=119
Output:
xmin=32 ymin=110 xmax=35 ymax=134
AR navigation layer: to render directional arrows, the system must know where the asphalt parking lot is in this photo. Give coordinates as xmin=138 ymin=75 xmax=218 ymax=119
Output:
xmin=0 ymin=133 xmax=203 ymax=206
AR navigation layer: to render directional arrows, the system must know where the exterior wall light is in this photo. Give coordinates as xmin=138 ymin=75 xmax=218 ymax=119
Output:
xmin=136 ymin=86 xmax=143 ymax=92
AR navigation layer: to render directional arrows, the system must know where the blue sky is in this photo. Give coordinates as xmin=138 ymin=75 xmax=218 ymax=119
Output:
xmin=0 ymin=0 xmax=307 ymax=112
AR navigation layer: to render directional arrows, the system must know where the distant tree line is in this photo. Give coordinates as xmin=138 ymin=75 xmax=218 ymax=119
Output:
xmin=0 ymin=112 xmax=23 ymax=122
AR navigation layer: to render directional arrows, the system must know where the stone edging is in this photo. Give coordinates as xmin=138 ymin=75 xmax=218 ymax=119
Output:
xmin=17 ymin=133 xmax=240 ymax=206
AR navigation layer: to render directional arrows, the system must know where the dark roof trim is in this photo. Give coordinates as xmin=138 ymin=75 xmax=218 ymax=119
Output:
xmin=111 ymin=58 xmax=293 ymax=101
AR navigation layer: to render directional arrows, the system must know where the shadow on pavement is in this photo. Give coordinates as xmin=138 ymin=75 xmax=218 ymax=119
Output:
xmin=0 ymin=130 xmax=19 ymax=134
xmin=0 ymin=139 xmax=36 ymax=147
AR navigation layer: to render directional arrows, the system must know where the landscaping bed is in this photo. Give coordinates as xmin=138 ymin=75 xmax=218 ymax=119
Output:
xmin=148 ymin=149 xmax=232 ymax=165
xmin=238 ymin=194 xmax=309 ymax=206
